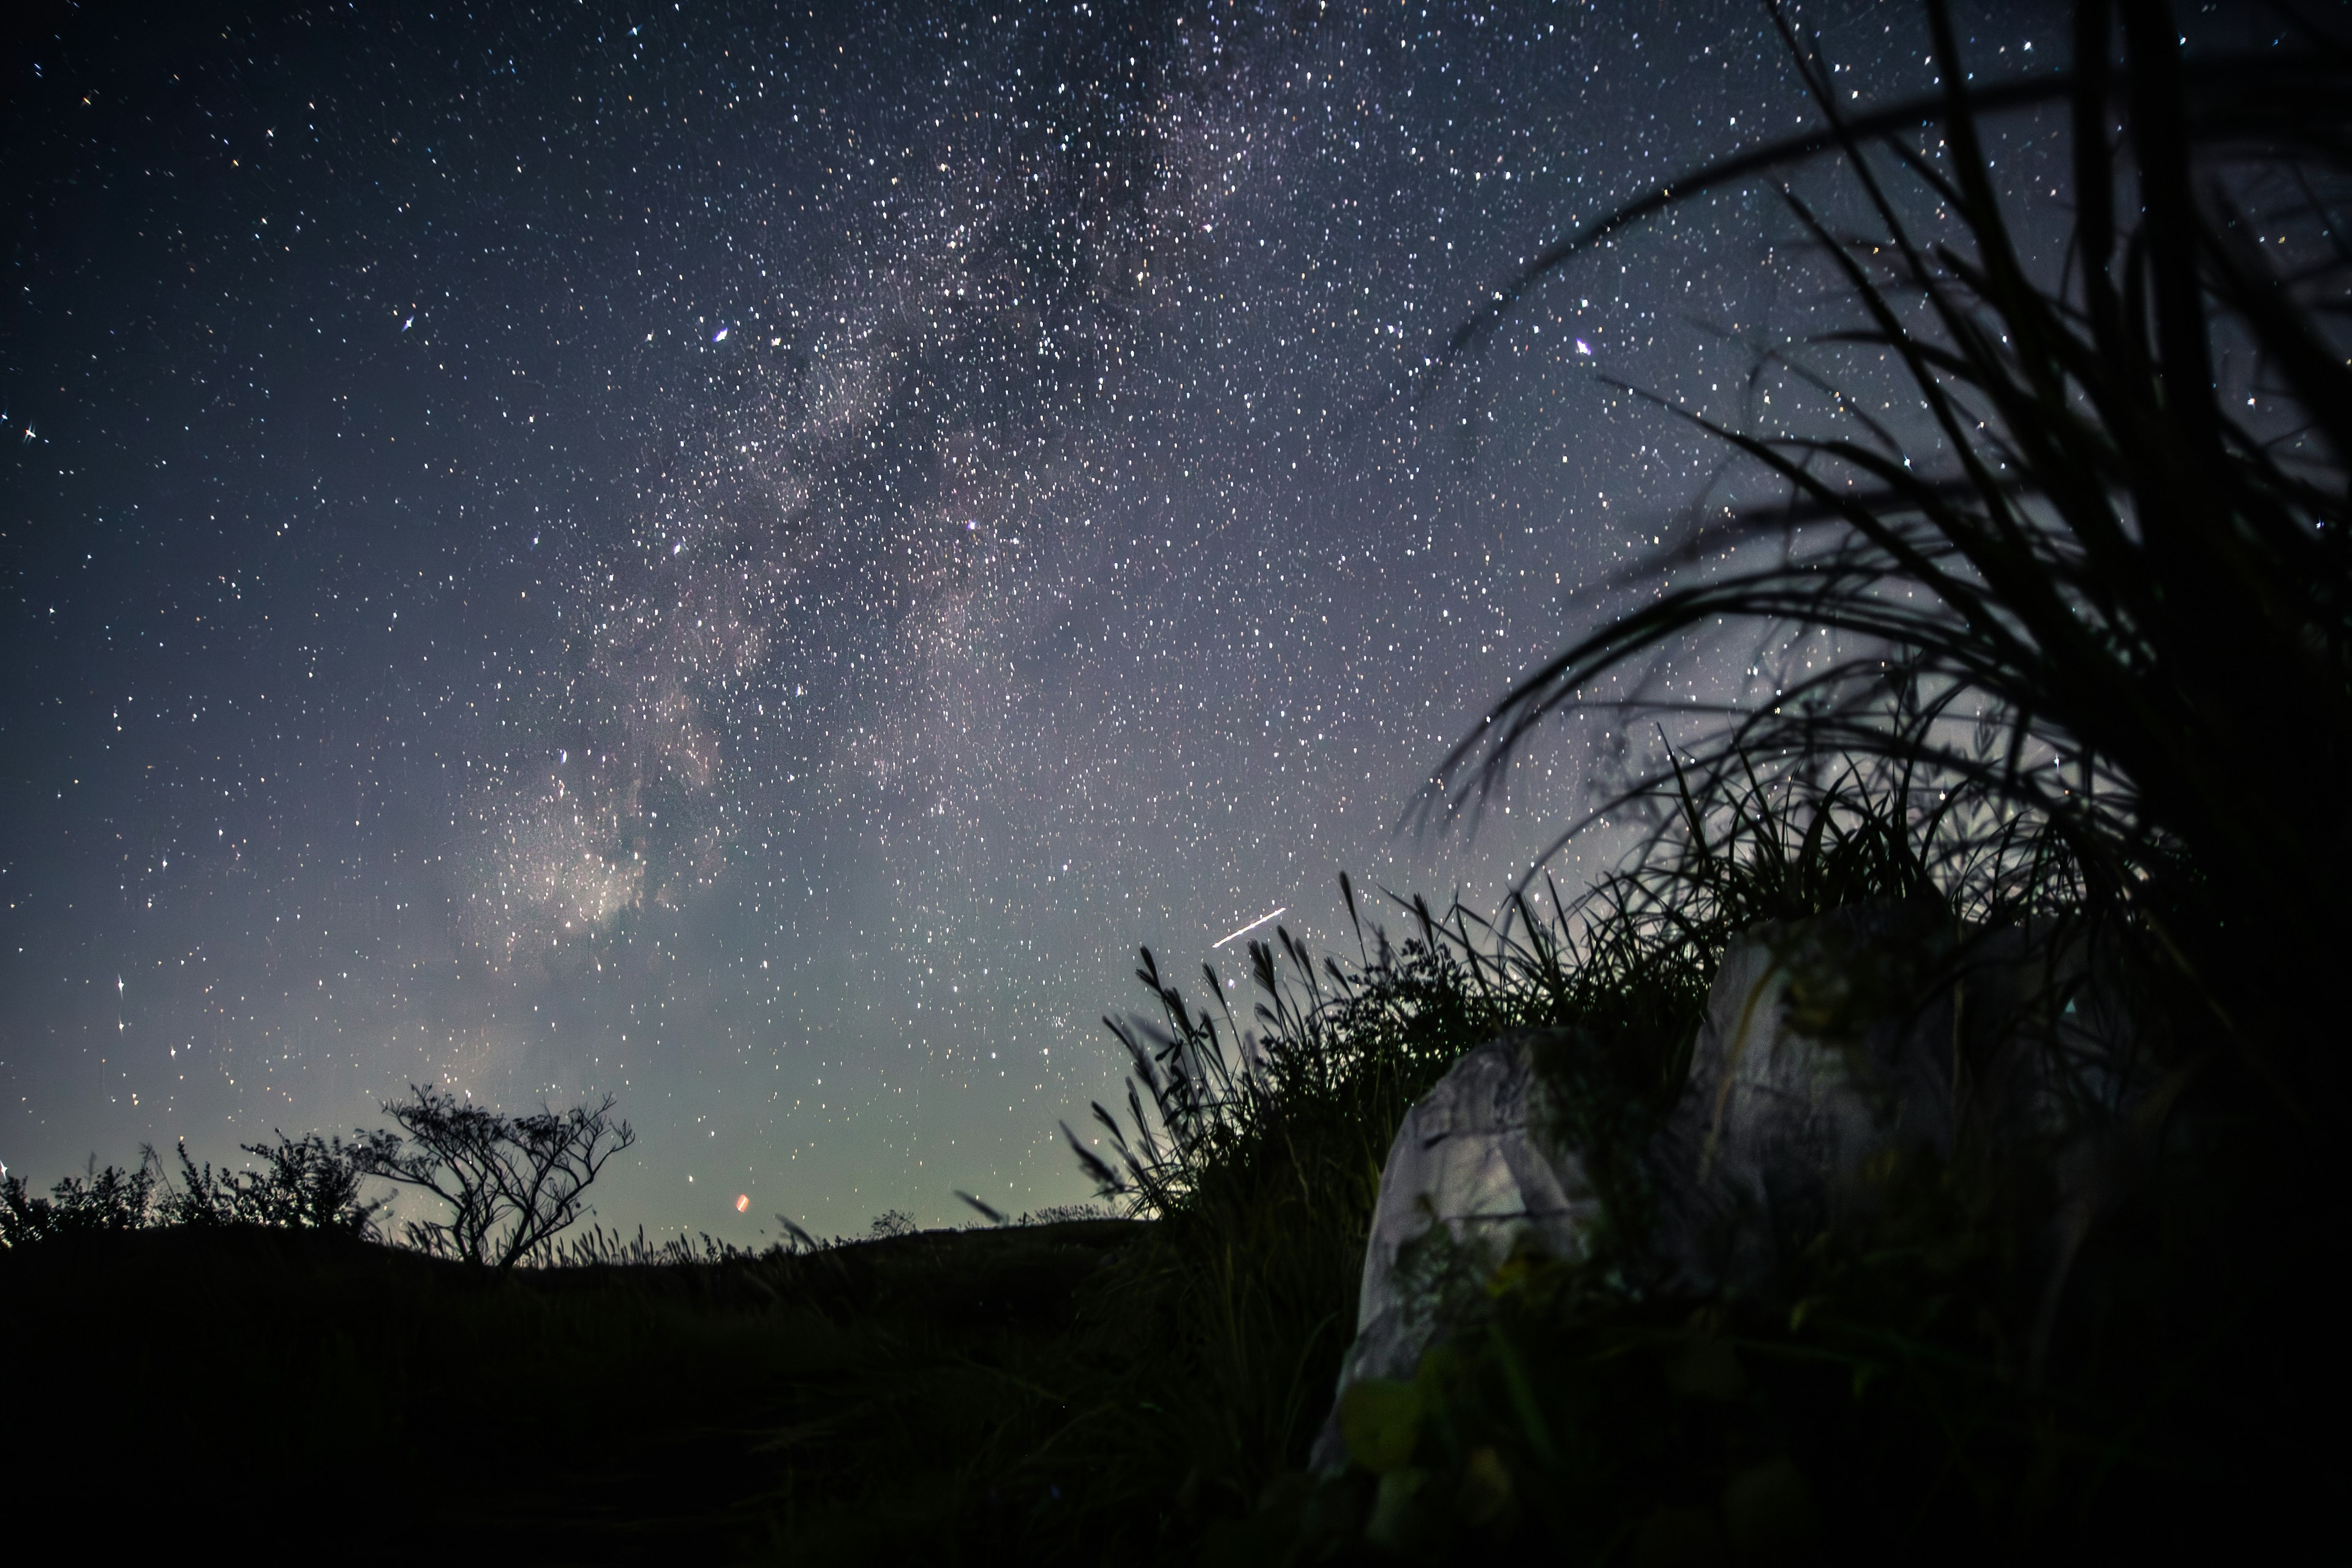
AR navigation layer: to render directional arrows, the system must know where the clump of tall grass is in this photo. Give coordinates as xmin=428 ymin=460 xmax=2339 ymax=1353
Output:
xmin=1066 ymin=734 xmax=2274 ymax=1555
xmin=1055 ymin=894 xmax=1499 ymax=1540
xmin=1425 ymin=0 xmax=2348 ymax=1142
xmin=546 ymin=1222 xmax=763 ymax=1267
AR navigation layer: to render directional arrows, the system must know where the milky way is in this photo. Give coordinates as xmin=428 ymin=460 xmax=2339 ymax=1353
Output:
xmin=4 ymin=1 xmax=2088 ymax=1236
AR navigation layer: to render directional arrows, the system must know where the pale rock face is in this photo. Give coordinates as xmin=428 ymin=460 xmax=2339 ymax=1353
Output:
xmin=1308 ymin=1031 xmax=1601 ymax=1471
xmin=1313 ymin=900 xmax=2111 ymax=1473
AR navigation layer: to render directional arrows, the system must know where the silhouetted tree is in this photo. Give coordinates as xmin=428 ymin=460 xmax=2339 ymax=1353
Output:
xmin=354 ymin=1085 xmax=636 ymax=1267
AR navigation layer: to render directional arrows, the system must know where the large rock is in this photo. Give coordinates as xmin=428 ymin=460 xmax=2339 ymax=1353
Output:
xmin=1309 ymin=1030 xmax=1600 ymax=1471
xmin=1649 ymin=899 xmax=1966 ymax=1292
xmin=1313 ymin=900 xmax=2116 ymax=1472
xmin=1344 ymin=1034 xmax=1603 ymax=1358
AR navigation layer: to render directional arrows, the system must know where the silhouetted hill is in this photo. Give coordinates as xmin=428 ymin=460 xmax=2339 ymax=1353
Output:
xmin=3 ymin=1218 xmax=1144 ymax=1561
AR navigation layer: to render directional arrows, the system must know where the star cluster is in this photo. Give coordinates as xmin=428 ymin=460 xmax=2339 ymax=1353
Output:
xmin=2 ymin=0 xmax=2082 ymax=1235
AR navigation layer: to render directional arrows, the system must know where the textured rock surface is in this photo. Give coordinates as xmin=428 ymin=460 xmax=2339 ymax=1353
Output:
xmin=1649 ymin=899 xmax=1965 ymax=1292
xmin=1308 ymin=1031 xmax=1601 ymax=1471
xmin=1314 ymin=900 xmax=2117 ymax=1471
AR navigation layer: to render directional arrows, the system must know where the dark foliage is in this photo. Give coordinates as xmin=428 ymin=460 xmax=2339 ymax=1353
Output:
xmin=0 ymin=1158 xmax=161 ymax=1246
xmin=2 ymin=1087 xmax=637 ymax=1269
xmin=160 ymin=1131 xmax=391 ymax=1237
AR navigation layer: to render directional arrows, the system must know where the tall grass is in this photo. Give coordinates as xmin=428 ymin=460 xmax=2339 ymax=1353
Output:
xmin=1054 ymin=767 xmax=1997 ymax=1554
xmin=1056 ymin=1 xmax=2343 ymax=1556
xmin=1422 ymin=0 xmax=2348 ymax=1129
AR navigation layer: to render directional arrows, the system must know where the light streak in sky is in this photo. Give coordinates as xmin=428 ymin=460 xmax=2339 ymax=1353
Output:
xmin=1211 ymin=907 xmax=1287 ymax=949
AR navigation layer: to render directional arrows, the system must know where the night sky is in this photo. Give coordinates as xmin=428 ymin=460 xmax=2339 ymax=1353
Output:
xmin=4 ymin=0 xmax=2084 ymax=1240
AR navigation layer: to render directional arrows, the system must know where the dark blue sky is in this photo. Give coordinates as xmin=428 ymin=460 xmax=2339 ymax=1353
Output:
xmin=2 ymin=0 xmax=2079 ymax=1238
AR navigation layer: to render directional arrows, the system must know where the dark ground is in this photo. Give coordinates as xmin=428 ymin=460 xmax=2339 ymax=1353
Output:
xmin=2 ymin=1219 xmax=1147 ymax=1562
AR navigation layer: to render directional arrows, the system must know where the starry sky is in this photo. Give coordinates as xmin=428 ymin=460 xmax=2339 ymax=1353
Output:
xmin=4 ymin=0 xmax=2091 ymax=1240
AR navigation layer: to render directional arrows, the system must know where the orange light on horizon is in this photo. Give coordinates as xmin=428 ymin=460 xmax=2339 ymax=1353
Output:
xmin=734 ymin=1193 xmax=750 ymax=1213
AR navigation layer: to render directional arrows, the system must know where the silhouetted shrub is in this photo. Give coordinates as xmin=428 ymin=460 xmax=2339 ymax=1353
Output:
xmin=159 ymin=1132 xmax=390 ymax=1237
xmin=0 ymin=1158 xmax=162 ymax=1246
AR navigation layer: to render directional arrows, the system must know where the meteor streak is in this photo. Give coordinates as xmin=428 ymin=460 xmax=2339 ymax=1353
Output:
xmin=1212 ymin=907 xmax=1287 ymax=949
